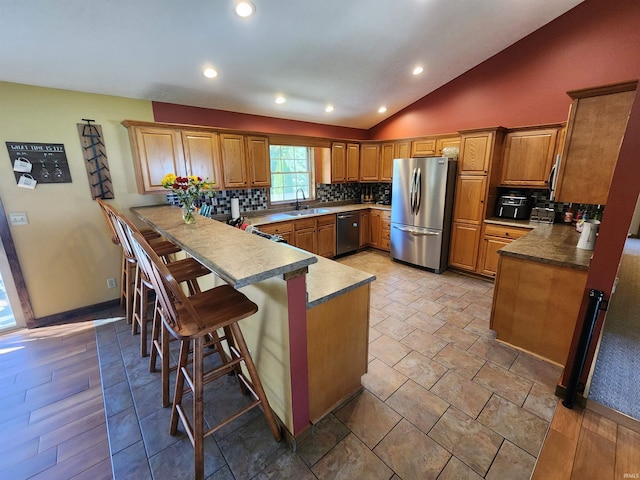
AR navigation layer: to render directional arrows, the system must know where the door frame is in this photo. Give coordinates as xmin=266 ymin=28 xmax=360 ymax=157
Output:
xmin=0 ymin=197 xmax=34 ymax=329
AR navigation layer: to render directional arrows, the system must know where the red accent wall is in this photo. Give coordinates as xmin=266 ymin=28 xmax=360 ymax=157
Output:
xmin=152 ymin=102 xmax=368 ymax=141
xmin=369 ymin=0 xmax=640 ymax=139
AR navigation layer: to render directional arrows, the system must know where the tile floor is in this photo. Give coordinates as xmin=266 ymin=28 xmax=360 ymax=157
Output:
xmin=97 ymin=249 xmax=563 ymax=479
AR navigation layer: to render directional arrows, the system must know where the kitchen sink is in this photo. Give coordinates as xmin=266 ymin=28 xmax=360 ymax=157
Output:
xmin=283 ymin=208 xmax=331 ymax=217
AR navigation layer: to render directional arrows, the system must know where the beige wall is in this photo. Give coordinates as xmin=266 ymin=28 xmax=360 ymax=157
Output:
xmin=0 ymin=82 xmax=164 ymax=318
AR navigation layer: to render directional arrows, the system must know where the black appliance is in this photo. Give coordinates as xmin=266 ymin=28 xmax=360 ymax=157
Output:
xmin=336 ymin=211 xmax=360 ymax=255
xmin=495 ymin=194 xmax=531 ymax=220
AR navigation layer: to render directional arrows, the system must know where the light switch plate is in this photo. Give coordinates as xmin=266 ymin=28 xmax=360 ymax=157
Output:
xmin=9 ymin=212 xmax=29 ymax=225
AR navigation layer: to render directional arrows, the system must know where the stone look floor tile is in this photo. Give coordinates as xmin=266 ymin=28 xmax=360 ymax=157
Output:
xmin=485 ymin=440 xmax=536 ymax=480
xmin=467 ymin=336 xmax=518 ymax=369
xmin=369 ymin=327 xmax=383 ymax=343
xmin=430 ymin=370 xmax=492 ymax=418
xmin=296 ymin=414 xmax=350 ymax=467
xmin=361 ymin=358 xmax=408 ymax=401
xmin=374 ymin=317 xmax=416 ymax=342
xmin=400 ymin=329 xmax=448 ymax=358
xmin=436 ymin=294 xmax=473 ymax=311
xmin=368 ymin=334 xmax=412 ymax=366
xmin=385 ymin=289 xmax=420 ymax=306
xmin=369 ymin=308 xmax=388 ymax=326
xmin=410 ymin=286 xmax=445 ymax=302
xmin=473 ymin=361 xmax=534 ymax=406
xmin=312 ymin=433 xmax=393 ymax=480
xmin=463 ymin=303 xmax=491 ymax=321
xmin=373 ymin=419 xmax=451 ymax=480
xmin=437 ymin=283 xmax=471 ymax=298
xmin=509 ymin=353 xmax=563 ymax=389
xmin=334 ymin=390 xmax=401 ymax=449
xmin=407 ymin=297 xmax=446 ymax=317
xmin=433 ymin=324 xmax=479 ymax=350
xmin=404 ymin=311 xmax=446 ymax=334
xmin=428 ymin=407 xmax=503 ymax=476
xmin=381 ymin=301 xmax=418 ymax=321
xmin=477 ymin=395 xmax=550 ymax=457
xmin=434 ymin=307 xmax=475 ymax=329
xmin=437 ymin=456 xmax=484 ymax=480
xmin=253 ymin=450 xmax=317 ymax=480
xmin=433 ymin=344 xmax=486 ymax=379
xmin=386 ymin=380 xmax=449 ymax=434
xmin=522 ymin=381 xmax=558 ymax=422
xmin=393 ymin=351 xmax=448 ymax=390
xmin=461 ymin=290 xmax=494 ymax=307
xmin=464 ymin=318 xmax=495 ymax=337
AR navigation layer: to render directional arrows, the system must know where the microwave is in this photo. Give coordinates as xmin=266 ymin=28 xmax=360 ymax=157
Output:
xmin=495 ymin=195 xmax=531 ymax=219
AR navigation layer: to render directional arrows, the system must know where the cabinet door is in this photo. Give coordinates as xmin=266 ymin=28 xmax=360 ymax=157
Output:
xmin=380 ymin=211 xmax=391 ymax=251
xmin=360 ymin=144 xmax=380 ymax=181
xmin=395 ymin=141 xmax=411 ymax=159
xmin=220 ymin=134 xmax=248 ymax=188
xmin=500 ymin=128 xmax=558 ymax=187
xmin=478 ymin=236 xmax=511 ymax=277
xmin=459 ymin=133 xmax=492 ymax=174
xmin=453 ymin=175 xmax=487 ymax=225
xmin=379 ymin=143 xmax=394 ymax=182
xmin=555 ymin=84 xmax=636 ymax=205
xmin=449 ymin=222 xmax=481 ymax=271
xmin=181 ymin=131 xmax=222 ymax=189
xmin=246 ymin=136 xmax=270 ymax=187
xmin=295 ymin=228 xmax=317 ymax=254
xmin=346 ymin=143 xmax=360 ymax=182
xmin=133 ymin=126 xmax=186 ymax=193
xmin=411 ymin=138 xmax=436 ymax=157
xmin=369 ymin=210 xmax=382 ymax=247
xmin=331 ymin=143 xmax=346 ymax=183
xmin=436 ymin=137 xmax=461 ymax=156
xmin=359 ymin=211 xmax=371 ymax=247
xmin=317 ymin=223 xmax=336 ymax=258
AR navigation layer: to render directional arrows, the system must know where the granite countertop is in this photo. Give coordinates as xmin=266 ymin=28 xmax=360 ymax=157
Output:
xmin=131 ymin=204 xmax=376 ymax=306
xmin=246 ymin=203 xmax=391 ymax=226
xmin=495 ymin=220 xmax=593 ymax=270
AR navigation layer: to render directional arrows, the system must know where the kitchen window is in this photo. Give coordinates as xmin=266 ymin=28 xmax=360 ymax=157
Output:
xmin=269 ymin=145 xmax=315 ymax=204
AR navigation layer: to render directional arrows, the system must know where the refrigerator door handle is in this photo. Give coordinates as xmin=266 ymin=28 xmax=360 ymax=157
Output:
xmin=393 ymin=225 xmax=441 ymax=236
xmin=415 ymin=168 xmax=422 ymax=214
xmin=409 ymin=167 xmax=416 ymax=213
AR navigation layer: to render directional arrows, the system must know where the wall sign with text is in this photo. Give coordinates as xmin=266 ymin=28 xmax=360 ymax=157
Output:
xmin=6 ymin=142 xmax=72 ymax=184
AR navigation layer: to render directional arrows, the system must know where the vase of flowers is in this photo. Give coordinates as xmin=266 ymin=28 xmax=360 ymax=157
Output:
xmin=161 ymin=173 xmax=215 ymax=224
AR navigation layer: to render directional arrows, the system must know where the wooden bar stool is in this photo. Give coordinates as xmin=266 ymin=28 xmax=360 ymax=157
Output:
xmin=130 ymin=230 xmax=282 ymax=480
xmin=115 ymin=213 xmax=211 ymax=358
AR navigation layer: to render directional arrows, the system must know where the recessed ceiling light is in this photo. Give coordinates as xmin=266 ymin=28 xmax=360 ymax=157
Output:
xmin=275 ymin=96 xmax=286 ymax=104
xmin=378 ymin=106 xmax=387 ymax=113
xmin=235 ymin=1 xmax=255 ymax=17
xmin=412 ymin=66 xmax=424 ymax=75
xmin=325 ymin=105 xmax=334 ymax=113
xmin=203 ymin=68 xmax=218 ymax=79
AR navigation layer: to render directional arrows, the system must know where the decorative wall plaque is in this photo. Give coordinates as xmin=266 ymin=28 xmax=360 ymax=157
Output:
xmin=6 ymin=142 xmax=72 ymax=184
xmin=77 ymin=119 xmax=114 ymax=199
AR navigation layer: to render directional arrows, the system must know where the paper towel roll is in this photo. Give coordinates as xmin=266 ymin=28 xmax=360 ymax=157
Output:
xmin=231 ymin=198 xmax=240 ymax=219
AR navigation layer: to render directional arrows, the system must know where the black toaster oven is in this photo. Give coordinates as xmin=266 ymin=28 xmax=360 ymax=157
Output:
xmin=495 ymin=195 xmax=531 ymax=219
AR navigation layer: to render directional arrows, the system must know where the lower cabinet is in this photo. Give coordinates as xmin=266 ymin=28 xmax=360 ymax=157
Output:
xmin=478 ymin=223 xmax=533 ymax=277
xmin=294 ymin=218 xmax=318 ymax=254
xmin=359 ymin=211 xmax=371 ymax=247
xmin=317 ymin=215 xmax=336 ymax=258
xmin=449 ymin=222 xmax=481 ymax=271
xmin=380 ymin=211 xmax=391 ymax=251
xmin=259 ymin=221 xmax=293 ymax=245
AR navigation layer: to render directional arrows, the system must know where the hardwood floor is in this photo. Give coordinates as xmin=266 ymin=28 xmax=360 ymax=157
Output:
xmin=0 ymin=321 xmax=112 ymax=479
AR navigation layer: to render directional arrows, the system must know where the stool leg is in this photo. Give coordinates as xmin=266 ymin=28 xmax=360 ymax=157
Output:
xmin=124 ymin=260 xmax=136 ymax=324
xmin=193 ymin=336 xmax=205 ymax=480
xmin=149 ymin=298 xmax=160 ymax=373
xmin=131 ymin=267 xmax=141 ymax=336
xmin=230 ymin=323 xmax=282 ymax=442
xmin=119 ymin=253 xmax=126 ymax=309
xmin=170 ymin=339 xmax=191 ymax=435
xmin=161 ymin=319 xmax=172 ymax=407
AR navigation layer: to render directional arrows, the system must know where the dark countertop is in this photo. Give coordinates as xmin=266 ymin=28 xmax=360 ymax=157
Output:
xmin=492 ymin=219 xmax=593 ymax=270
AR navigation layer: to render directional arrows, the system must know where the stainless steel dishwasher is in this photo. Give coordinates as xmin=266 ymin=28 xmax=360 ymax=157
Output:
xmin=336 ymin=211 xmax=360 ymax=255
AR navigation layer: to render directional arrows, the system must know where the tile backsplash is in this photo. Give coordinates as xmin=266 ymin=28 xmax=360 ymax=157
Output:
xmin=167 ymin=188 xmax=268 ymax=216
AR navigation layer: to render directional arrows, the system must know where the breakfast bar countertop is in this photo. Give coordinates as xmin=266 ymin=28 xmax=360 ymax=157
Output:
xmin=488 ymin=219 xmax=593 ymax=270
xmin=131 ymin=204 xmax=318 ymax=288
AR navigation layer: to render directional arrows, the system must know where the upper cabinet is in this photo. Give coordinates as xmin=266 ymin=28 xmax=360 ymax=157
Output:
xmin=323 ymin=142 xmax=359 ymax=184
xmin=346 ymin=143 xmax=360 ymax=182
xmin=459 ymin=133 xmax=492 ymax=174
xmin=122 ymin=121 xmax=222 ymax=194
xmin=359 ymin=144 xmax=380 ymax=182
xmin=436 ymin=137 xmax=461 ymax=156
xmin=500 ymin=126 xmax=561 ymax=188
xmin=246 ymin=136 xmax=270 ymax=187
xmin=554 ymin=81 xmax=637 ymax=205
xmin=411 ymin=138 xmax=436 ymax=157
xmin=331 ymin=142 xmax=347 ymax=183
xmin=220 ymin=133 xmax=270 ymax=189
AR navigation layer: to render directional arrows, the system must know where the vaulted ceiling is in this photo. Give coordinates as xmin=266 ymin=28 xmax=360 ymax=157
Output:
xmin=0 ymin=0 xmax=583 ymax=129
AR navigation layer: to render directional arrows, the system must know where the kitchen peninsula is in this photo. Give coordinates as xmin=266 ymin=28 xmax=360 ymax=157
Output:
xmin=490 ymin=221 xmax=591 ymax=365
xmin=131 ymin=204 xmax=375 ymax=441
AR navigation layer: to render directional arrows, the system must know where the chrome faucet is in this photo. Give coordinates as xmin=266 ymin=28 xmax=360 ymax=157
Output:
xmin=295 ymin=188 xmax=306 ymax=210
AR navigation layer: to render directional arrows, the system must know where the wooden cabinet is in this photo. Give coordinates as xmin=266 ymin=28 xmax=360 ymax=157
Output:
xmin=555 ymin=81 xmax=637 ymax=205
xmin=478 ymin=223 xmax=532 ymax=277
xmin=436 ymin=136 xmax=461 ymax=156
xmin=449 ymin=222 xmax=481 ymax=271
xmin=369 ymin=210 xmax=382 ymax=248
xmin=246 ymin=136 xmax=270 ymax=187
xmin=294 ymin=217 xmax=318 ymax=254
xmin=220 ymin=134 xmax=269 ymax=189
xmin=380 ymin=143 xmax=395 ymax=182
xmin=317 ymin=215 xmax=336 ymax=258
xmin=259 ymin=221 xmax=293 ymax=245
xmin=459 ymin=133 xmax=492 ymax=174
xmin=346 ymin=143 xmax=360 ymax=182
xmin=359 ymin=210 xmax=371 ymax=247
xmin=369 ymin=209 xmax=390 ymax=251
xmin=411 ymin=138 xmax=436 ymax=157
xmin=500 ymin=127 xmax=560 ymax=187
xmin=452 ymin=176 xmax=487 ymax=225
xmin=359 ymin=144 xmax=380 ymax=182
xmin=328 ymin=142 xmax=359 ymax=183
xmin=123 ymin=121 xmax=223 ymax=194
xmin=220 ymin=133 xmax=249 ymax=189
xmin=395 ymin=141 xmax=411 ymax=159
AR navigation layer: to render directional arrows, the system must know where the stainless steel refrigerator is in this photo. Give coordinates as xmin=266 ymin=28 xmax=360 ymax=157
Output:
xmin=390 ymin=157 xmax=457 ymax=273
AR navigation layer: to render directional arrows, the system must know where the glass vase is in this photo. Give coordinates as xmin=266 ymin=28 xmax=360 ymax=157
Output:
xmin=181 ymin=204 xmax=197 ymax=224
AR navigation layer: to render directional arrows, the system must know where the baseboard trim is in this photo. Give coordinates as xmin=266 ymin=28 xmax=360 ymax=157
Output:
xmin=586 ymin=400 xmax=640 ymax=434
xmin=33 ymin=299 xmax=121 ymax=328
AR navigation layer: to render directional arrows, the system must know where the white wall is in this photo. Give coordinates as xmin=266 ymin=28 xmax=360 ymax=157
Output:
xmin=0 ymin=82 xmax=164 ymax=318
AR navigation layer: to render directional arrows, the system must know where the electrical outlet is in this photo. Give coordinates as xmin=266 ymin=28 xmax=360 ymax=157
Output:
xmin=9 ymin=212 xmax=29 ymax=225
xmin=107 ymin=278 xmax=117 ymax=289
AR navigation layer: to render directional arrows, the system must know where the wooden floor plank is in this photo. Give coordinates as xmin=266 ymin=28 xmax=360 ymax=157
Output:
xmin=550 ymin=403 xmax=584 ymax=440
xmin=58 ymin=424 xmax=111 ymax=463
xmin=531 ymin=428 xmax=578 ymax=480
xmin=30 ymin=440 xmax=111 ymax=480
xmin=37 ymin=400 xmax=107 ymax=452
xmin=69 ymin=458 xmax=114 ymax=480
xmin=570 ymin=427 xmax=616 ymax=480
xmin=582 ymin=409 xmax=618 ymax=442
xmin=615 ymin=425 xmax=640 ymax=479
